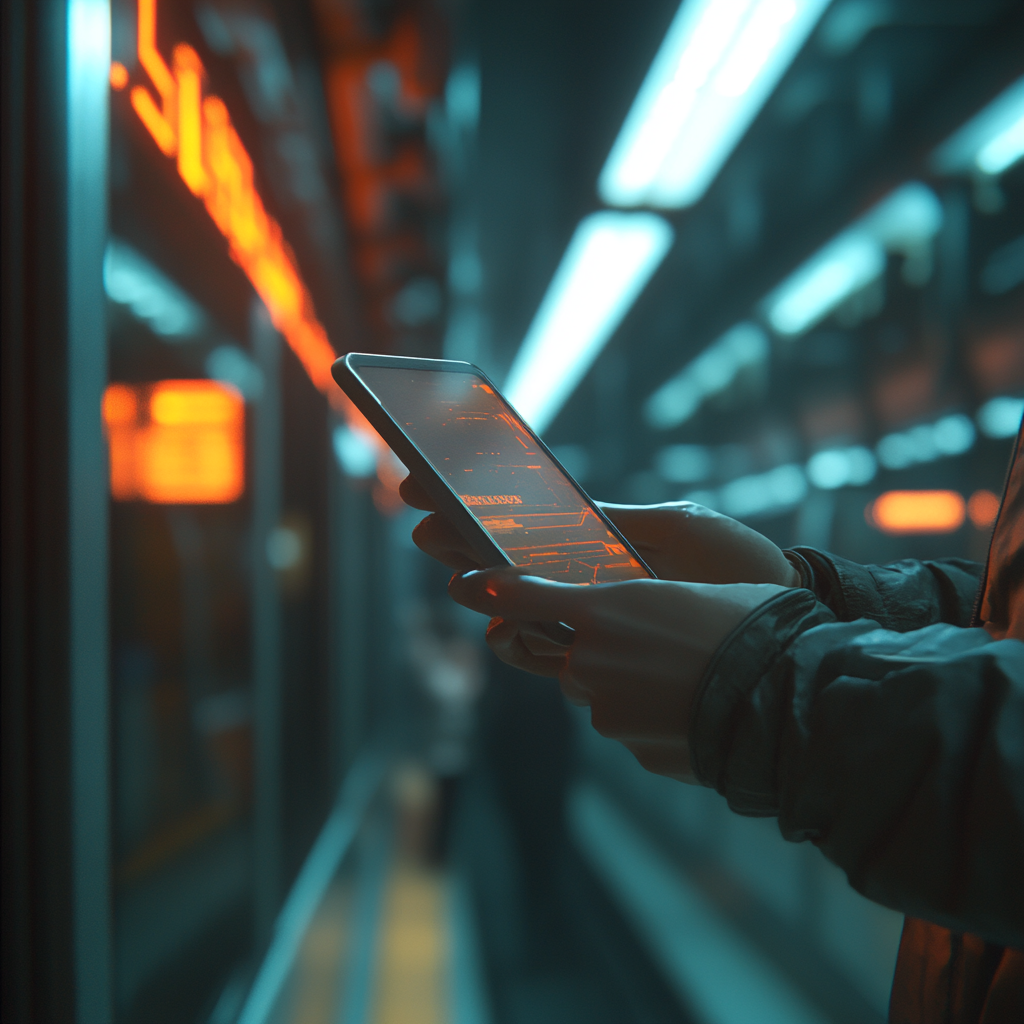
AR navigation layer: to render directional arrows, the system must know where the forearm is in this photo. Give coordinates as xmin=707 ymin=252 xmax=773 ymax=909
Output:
xmin=690 ymin=589 xmax=1024 ymax=947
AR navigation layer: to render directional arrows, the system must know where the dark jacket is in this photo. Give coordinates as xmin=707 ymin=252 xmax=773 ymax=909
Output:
xmin=689 ymin=427 xmax=1023 ymax=1023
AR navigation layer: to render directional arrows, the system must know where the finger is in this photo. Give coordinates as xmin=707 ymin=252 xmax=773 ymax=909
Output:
xmin=485 ymin=617 xmax=564 ymax=678
xmin=399 ymin=474 xmax=439 ymax=512
xmin=411 ymin=514 xmax=482 ymax=571
xmin=518 ymin=622 xmax=573 ymax=658
xmin=449 ymin=569 xmax=588 ymax=625
xmin=597 ymin=501 xmax=695 ymax=547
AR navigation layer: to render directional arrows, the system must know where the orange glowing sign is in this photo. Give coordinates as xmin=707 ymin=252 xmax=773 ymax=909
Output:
xmin=103 ymin=381 xmax=244 ymax=504
xmin=122 ymin=0 xmax=338 ymax=397
xmin=867 ymin=490 xmax=966 ymax=535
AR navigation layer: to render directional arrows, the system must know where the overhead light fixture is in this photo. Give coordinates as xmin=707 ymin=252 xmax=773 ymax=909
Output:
xmin=504 ymin=211 xmax=673 ymax=434
xmin=764 ymin=182 xmax=942 ymax=336
xmin=875 ymin=414 xmax=977 ymax=470
xmin=598 ymin=0 xmax=832 ymax=209
xmin=861 ymin=181 xmax=945 ymax=251
xmin=645 ymin=321 xmax=768 ymax=430
xmin=931 ymin=76 xmax=1024 ymax=177
xmin=977 ymin=396 xmax=1024 ymax=439
xmin=766 ymin=232 xmax=883 ymax=336
xmin=806 ymin=445 xmax=876 ymax=489
xmin=686 ymin=462 xmax=807 ymax=520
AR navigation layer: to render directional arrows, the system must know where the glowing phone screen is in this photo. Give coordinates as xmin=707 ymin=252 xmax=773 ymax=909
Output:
xmin=356 ymin=366 xmax=650 ymax=584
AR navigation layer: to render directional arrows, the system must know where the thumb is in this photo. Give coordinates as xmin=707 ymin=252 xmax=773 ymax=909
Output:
xmin=449 ymin=569 xmax=588 ymax=625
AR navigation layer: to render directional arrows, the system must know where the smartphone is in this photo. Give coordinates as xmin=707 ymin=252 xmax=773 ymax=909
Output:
xmin=332 ymin=353 xmax=655 ymax=590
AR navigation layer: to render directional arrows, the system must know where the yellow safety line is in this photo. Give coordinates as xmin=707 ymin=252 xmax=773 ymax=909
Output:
xmin=371 ymin=861 xmax=449 ymax=1024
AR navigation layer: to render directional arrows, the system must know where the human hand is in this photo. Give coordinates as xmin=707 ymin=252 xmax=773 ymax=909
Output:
xmin=399 ymin=474 xmax=799 ymax=663
xmin=400 ymin=476 xmax=798 ymax=585
xmin=449 ymin=568 xmax=787 ymax=782
xmin=598 ymin=502 xmax=799 ymax=586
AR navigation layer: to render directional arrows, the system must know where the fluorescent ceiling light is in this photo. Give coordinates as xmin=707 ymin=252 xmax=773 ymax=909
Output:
xmin=645 ymin=321 xmax=768 ymax=430
xmin=764 ymin=182 xmax=941 ymax=336
xmin=862 ymin=182 xmax=944 ymax=251
xmin=806 ymin=445 xmax=876 ymax=489
xmin=687 ymin=462 xmax=806 ymax=519
xmin=767 ymin=231 xmax=883 ymax=335
xmin=876 ymin=414 xmax=976 ymax=470
xmin=719 ymin=463 xmax=806 ymax=517
xmin=977 ymin=396 xmax=1024 ymax=439
xmin=504 ymin=211 xmax=673 ymax=434
xmin=931 ymin=76 xmax=1024 ymax=177
xmin=599 ymin=0 xmax=832 ymax=209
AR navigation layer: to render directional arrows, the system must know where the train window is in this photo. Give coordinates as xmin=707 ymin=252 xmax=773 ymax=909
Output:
xmin=105 ymin=1 xmax=375 ymax=1017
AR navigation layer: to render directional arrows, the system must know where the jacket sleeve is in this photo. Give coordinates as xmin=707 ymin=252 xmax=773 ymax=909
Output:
xmin=784 ymin=547 xmax=984 ymax=631
xmin=689 ymin=589 xmax=1024 ymax=949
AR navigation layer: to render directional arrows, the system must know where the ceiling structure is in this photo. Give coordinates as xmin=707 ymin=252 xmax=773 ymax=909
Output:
xmin=468 ymin=0 xmax=1024 ymax=519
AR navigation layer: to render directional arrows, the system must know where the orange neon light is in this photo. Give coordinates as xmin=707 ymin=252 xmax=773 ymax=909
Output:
xmin=173 ymin=45 xmax=209 ymax=196
xmin=103 ymin=381 xmax=245 ymax=504
xmin=123 ymin=0 xmax=356 ymax=406
xmin=109 ymin=61 xmax=129 ymax=90
xmin=967 ymin=489 xmax=1000 ymax=529
xmin=130 ymin=86 xmax=177 ymax=155
xmin=137 ymin=0 xmax=176 ymax=140
xmin=867 ymin=490 xmax=966 ymax=535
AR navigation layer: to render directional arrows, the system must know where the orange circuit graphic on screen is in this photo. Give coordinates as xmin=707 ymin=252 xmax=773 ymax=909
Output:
xmin=357 ymin=368 xmax=648 ymax=584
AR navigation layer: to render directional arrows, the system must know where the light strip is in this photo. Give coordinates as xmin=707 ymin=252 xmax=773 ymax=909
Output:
xmin=931 ymin=76 xmax=1024 ymax=177
xmin=868 ymin=491 xmax=965 ymax=535
xmin=645 ymin=321 xmax=768 ymax=430
xmin=977 ymin=396 xmax=1024 ymax=440
xmin=767 ymin=230 xmax=883 ymax=336
xmin=124 ymin=0 xmax=383 ymax=451
xmin=504 ymin=212 xmax=673 ymax=434
xmin=764 ymin=181 xmax=942 ymax=336
xmin=686 ymin=463 xmax=807 ymax=520
xmin=599 ymin=0 xmax=832 ymax=209
xmin=876 ymin=414 xmax=976 ymax=470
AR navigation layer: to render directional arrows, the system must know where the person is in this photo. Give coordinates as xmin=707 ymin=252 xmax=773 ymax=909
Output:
xmin=399 ymin=423 xmax=1023 ymax=1024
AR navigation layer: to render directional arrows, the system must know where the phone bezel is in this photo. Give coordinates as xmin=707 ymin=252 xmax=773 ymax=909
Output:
xmin=331 ymin=352 xmax=656 ymax=581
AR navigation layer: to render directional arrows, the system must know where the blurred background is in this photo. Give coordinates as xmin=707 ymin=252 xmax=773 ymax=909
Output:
xmin=3 ymin=1 xmax=1023 ymax=1022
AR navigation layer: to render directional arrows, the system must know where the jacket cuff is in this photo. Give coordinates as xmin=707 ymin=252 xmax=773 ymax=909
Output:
xmin=688 ymin=588 xmax=835 ymax=814
xmin=785 ymin=546 xmax=862 ymax=620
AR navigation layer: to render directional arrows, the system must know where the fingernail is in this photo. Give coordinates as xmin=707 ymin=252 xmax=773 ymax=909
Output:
xmin=451 ymin=569 xmax=483 ymax=591
xmin=451 ymin=570 xmax=497 ymax=602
